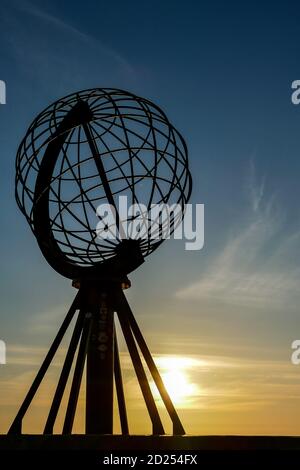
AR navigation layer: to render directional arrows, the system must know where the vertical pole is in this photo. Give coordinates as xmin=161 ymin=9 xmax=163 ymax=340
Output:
xmin=86 ymin=284 xmax=114 ymax=434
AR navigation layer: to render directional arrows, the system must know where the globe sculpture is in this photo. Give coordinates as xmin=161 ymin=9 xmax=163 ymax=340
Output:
xmin=10 ymin=88 xmax=192 ymax=436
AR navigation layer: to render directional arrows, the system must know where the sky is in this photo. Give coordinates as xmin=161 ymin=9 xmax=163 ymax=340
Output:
xmin=1 ymin=0 xmax=300 ymax=435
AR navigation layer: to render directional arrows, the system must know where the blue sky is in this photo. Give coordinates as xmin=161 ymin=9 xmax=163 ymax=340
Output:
xmin=1 ymin=0 xmax=300 ymax=434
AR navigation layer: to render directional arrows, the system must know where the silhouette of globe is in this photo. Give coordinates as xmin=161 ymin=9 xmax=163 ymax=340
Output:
xmin=15 ymin=88 xmax=192 ymax=278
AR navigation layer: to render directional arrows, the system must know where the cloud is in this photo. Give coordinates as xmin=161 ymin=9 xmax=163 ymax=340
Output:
xmin=16 ymin=0 xmax=133 ymax=73
xmin=176 ymin=161 xmax=300 ymax=309
xmin=2 ymin=351 xmax=300 ymax=433
xmin=6 ymin=343 xmax=66 ymax=366
xmin=247 ymin=158 xmax=265 ymax=213
xmin=0 ymin=0 xmax=135 ymax=91
xmin=26 ymin=302 xmax=75 ymax=335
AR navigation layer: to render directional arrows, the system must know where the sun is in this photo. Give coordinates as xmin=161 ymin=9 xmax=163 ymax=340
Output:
xmin=162 ymin=369 xmax=196 ymax=404
xmin=152 ymin=356 xmax=200 ymax=406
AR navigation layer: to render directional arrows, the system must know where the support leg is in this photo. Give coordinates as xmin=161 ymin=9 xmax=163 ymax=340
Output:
xmin=116 ymin=307 xmax=165 ymax=435
xmin=8 ymin=292 xmax=80 ymax=434
xmin=114 ymin=325 xmax=129 ymax=435
xmin=9 ymin=283 xmax=185 ymax=437
xmin=44 ymin=308 xmax=85 ymax=434
xmin=63 ymin=311 xmax=93 ymax=434
xmin=118 ymin=290 xmax=185 ymax=435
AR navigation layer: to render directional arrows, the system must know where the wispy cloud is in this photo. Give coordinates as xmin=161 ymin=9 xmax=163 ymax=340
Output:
xmin=1 ymin=0 xmax=135 ymax=91
xmin=2 ymin=351 xmax=300 ymax=434
xmin=26 ymin=301 xmax=75 ymax=335
xmin=16 ymin=0 xmax=133 ymax=73
xmin=247 ymin=158 xmax=265 ymax=213
xmin=176 ymin=160 xmax=300 ymax=309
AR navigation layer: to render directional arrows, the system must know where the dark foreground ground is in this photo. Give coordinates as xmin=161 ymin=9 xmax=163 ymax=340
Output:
xmin=1 ymin=435 xmax=300 ymax=466
xmin=1 ymin=434 xmax=300 ymax=450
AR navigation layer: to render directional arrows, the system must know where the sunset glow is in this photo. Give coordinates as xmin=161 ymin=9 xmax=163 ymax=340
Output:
xmin=151 ymin=356 xmax=201 ymax=407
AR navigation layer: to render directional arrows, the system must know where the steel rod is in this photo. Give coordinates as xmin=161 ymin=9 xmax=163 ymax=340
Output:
xmin=8 ymin=292 xmax=80 ymax=434
xmin=63 ymin=312 xmax=93 ymax=434
xmin=44 ymin=309 xmax=85 ymax=434
xmin=116 ymin=305 xmax=164 ymax=435
xmin=119 ymin=290 xmax=185 ymax=435
xmin=114 ymin=324 xmax=129 ymax=435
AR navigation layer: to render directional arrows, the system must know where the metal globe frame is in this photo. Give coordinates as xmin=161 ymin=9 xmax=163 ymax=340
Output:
xmin=15 ymin=88 xmax=191 ymax=280
xmin=10 ymin=88 xmax=192 ymax=436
